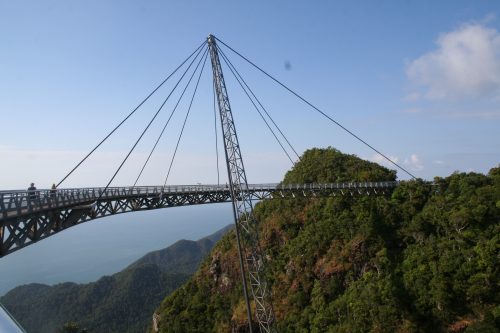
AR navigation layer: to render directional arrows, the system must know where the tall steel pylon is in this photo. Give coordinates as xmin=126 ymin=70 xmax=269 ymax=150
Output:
xmin=208 ymin=35 xmax=276 ymax=333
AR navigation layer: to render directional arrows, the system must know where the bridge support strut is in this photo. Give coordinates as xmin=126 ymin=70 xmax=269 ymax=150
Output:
xmin=208 ymin=35 xmax=276 ymax=333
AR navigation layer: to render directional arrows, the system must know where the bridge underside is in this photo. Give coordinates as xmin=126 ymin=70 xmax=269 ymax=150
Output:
xmin=0 ymin=182 xmax=396 ymax=257
xmin=1 ymin=191 xmax=232 ymax=257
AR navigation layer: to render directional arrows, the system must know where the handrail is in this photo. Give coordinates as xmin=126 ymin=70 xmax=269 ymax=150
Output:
xmin=0 ymin=182 xmax=399 ymax=196
xmin=0 ymin=182 xmax=400 ymax=217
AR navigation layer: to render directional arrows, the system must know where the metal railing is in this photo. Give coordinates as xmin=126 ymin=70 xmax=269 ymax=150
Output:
xmin=0 ymin=182 xmax=399 ymax=219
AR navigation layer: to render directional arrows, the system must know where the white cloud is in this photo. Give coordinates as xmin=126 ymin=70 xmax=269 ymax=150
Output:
xmin=407 ymin=23 xmax=500 ymax=100
xmin=370 ymin=153 xmax=399 ymax=167
xmin=369 ymin=153 xmax=424 ymax=177
xmin=404 ymin=154 xmax=424 ymax=171
xmin=482 ymin=13 xmax=496 ymax=25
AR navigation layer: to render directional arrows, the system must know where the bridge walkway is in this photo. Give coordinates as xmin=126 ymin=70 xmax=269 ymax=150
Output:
xmin=0 ymin=182 xmax=398 ymax=256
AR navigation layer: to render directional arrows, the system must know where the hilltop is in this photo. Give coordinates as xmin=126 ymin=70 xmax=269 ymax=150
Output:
xmin=153 ymin=148 xmax=499 ymax=332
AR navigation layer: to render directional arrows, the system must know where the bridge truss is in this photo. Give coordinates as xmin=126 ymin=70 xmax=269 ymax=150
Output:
xmin=0 ymin=182 xmax=396 ymax=257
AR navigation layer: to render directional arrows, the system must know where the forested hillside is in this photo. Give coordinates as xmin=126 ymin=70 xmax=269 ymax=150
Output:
xmin=1 ymin=225 xmax=232 ymax=333
xmin=154 ymin=148 xmax=499 ymax=332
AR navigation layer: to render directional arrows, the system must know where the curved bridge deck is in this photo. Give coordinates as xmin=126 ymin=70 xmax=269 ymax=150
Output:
xmin=0 ymin=182 xmax=398 ymax=256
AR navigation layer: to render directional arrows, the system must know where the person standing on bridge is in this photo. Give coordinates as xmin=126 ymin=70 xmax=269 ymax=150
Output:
xmin=28 ymin=183 xmax=37 ymax=200
xmin=50 ymin=183 xmax=57 ymax=199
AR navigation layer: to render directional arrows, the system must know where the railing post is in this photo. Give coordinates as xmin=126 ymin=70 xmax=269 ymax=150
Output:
xmin=0 ymin=193 xmax=6 ymax=219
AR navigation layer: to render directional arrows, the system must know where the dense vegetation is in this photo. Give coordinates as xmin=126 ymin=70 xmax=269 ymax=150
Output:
xmin=1 ymin=225 xmax=232 ymax=333
xmin=154 ymin=148 xmax=499 ymax=332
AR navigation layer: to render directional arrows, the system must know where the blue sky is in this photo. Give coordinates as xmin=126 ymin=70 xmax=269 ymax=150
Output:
xmin=1 ymin=1 xmax=499 ymax=189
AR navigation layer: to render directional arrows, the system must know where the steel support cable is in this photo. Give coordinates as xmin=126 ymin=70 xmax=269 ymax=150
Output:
xmin=163 ymin=51 xmax=209 ymax=188
xmin=217 ymin=45 xmax=295 ymax=165
xmin=133 ymin=47 xmax=210 ymax=187
xmin=97 ymin=46 xmax=208 ymax=200
xmin=212 ymin=79 xmax=221 ymax=185
xmin=56 ymin=40 xmax=206 ymax=188
xmin=215 ymin=37 xmax=417 ymax=179
xmin=217 ymin=45 xmax=301 ymax=161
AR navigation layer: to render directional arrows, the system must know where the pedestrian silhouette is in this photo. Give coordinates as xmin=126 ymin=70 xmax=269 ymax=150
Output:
xmin=50 ymin=183 xmax=57 ymax=199
xmin=28 ymin=183 xmax=37 ymax=200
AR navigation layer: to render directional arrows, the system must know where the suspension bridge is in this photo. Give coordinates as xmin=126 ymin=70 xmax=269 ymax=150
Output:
xmin=0 ymin=181 xmax=397 ymax=257
xmin=0 ymin=35 xmax=415 ymax=333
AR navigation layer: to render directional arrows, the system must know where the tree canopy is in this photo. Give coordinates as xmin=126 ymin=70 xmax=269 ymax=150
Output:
xmin=154 ymin=148 xmax=499 ymax=332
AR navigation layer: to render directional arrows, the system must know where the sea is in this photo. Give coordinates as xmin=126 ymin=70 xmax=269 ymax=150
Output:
xmin=0 ymin=203 xmax=233 ymax=296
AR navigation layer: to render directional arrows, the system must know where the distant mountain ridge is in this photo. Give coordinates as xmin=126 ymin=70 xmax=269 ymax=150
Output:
xmin=1 ymin=224 xmax=233 ymax=333
xmin=128 ymin=224 xmax=233 ymax=274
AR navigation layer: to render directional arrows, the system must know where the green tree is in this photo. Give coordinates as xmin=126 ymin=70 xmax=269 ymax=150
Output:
xmin=154 ymin=148 xmax=500 ymax=333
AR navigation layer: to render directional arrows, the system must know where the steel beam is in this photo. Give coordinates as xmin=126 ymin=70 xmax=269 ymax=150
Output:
xmin=0 ymin=182 xmax=397 ymax=258
xmin=208 ymin=34 xmax=275 ymax=333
